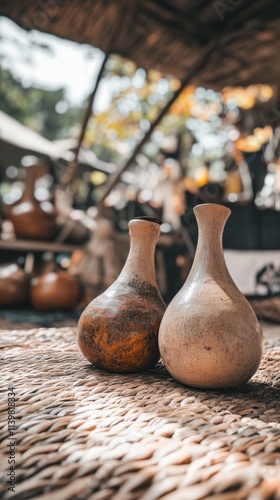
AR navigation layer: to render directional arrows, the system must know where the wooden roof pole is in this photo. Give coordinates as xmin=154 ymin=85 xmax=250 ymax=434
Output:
xmin=98 ymin=42 xmax=216 ymax=209
xmin=59 ymin=52 xmax=110 ymax=190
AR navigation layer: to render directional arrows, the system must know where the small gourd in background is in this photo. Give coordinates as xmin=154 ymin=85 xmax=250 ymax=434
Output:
xmin=6 ymin=159 xmax=57 ymax=241
xmin=0 ymin=263 xmax=29 ymax=307
xmin=30 ymin=256 xmax=80 ymax=311
xmin=77 ymin=217 xmax=166 ymax=373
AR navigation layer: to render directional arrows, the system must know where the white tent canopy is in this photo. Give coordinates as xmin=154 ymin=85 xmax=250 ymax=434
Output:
xmin=0 ymin=110 xmax=63 ymax=159
xmin=0 ymin=111 xmax=117 ymax=174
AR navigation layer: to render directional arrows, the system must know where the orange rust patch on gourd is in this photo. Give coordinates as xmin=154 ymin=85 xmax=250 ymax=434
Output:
xmin=77 ymin=279 xmax=166 ymax=373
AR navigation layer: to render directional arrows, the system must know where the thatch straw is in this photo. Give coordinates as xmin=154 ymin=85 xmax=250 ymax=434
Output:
xmin=1 ymin=1 xmax=280 ymax=86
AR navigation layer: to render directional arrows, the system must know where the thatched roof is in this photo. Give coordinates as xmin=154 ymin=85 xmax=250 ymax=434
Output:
xmin=1 ymin=0 xmax=280 ymax=88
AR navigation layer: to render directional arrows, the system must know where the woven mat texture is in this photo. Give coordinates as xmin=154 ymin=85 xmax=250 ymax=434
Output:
xmin=0 ymin=327 xmax=280 ymax=500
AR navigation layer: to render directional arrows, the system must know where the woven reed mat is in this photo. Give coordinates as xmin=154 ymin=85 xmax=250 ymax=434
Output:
xmin=0 ymin=327 xmax=280 ymax=500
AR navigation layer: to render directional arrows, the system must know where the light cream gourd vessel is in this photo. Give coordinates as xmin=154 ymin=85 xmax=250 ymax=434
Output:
xmin=158 ymin=203 xmax=263 ymax=389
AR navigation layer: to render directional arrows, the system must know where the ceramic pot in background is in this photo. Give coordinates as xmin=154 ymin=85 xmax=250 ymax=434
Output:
xmin=159 ymin=203 xmax=263 ymax=389
xmin=0 ymin=263 xmax=29 ymax=307
xmin=77 ymin=217 xmax=166 ymax=373
xmin=6 ymin=164 xmax=57 ymax=241
xmin=30 ymin=259 xmax=80 ymax=311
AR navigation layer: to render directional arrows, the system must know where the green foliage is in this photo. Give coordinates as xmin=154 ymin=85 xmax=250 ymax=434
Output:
xmin=86 ymin=63 xmax=170 ymax=162
xmin=85 ymin=56 xmax=197 ymax=165
xmin=0 ymin=67 xmax=83 ymax=140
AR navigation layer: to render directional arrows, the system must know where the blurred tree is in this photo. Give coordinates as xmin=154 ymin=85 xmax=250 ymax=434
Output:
xmin=85 ymin=56 xmax=196 ymax=164
xmin=0 ymin=67 xmax=83 ymax=140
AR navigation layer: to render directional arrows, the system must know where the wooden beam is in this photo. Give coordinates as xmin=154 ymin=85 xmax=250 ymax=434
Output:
xmin=59 ymin=52 xmax=110 ymax=190
xmin=0 ymin=239 xmax=78 ymax=253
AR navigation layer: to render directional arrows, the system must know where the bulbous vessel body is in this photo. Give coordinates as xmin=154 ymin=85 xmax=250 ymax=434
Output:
xmin=159 ymin=203 xmax=263 ymax=389
xmin=0 ymin=263 xmax=29 ymax=307
xmin=7 ymin=165 xmax=57 ymax=241
xmin=31 ymin=269 xmax=80 ymax=311
xmin=77 ymin=217 xmax=166 ymax=373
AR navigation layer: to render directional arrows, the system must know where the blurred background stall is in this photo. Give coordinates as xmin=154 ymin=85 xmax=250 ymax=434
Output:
xmin=1 ymin=1 xmax=280 ymax=322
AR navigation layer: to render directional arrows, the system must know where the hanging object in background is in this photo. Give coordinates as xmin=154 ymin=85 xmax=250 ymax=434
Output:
xmin=255 ymin=163 xmax=279 ymax=210
xmin=255 ymin=127 xmax=280 ymax=210
xmin=30 ymin=256 xmax=80 ymax=311
xmin=224 ymin=157 xmax=243 ymax=197
xmin=5 ymin=160 xmax=58 ymax=241
xmin=223 ymin=151 xmax=253 ymax=204
xmin=0 ymin=263 xmax=29 ymax=307
xmin=151 ymin=159 xmax=185 ymax=230
xmin=150 ymin=134 xmax=185 ymax=230
xmin=77 ymin=217 xmax=166 ymax=373
xmin=159 ymin=204 xmax=263 ymax=389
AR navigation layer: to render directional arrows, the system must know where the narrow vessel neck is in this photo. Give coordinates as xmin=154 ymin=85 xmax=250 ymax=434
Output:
xmin=190 ymin=204 xmax=232 ymax=282
xmin=22 ymin=167 xmax=37 ymax=201
xmin=119 ymin=219 xmax=160 ymax=286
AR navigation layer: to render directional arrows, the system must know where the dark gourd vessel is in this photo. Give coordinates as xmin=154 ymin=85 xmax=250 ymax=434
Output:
xmin=77 ymin=217 xmax=166 ymax=373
